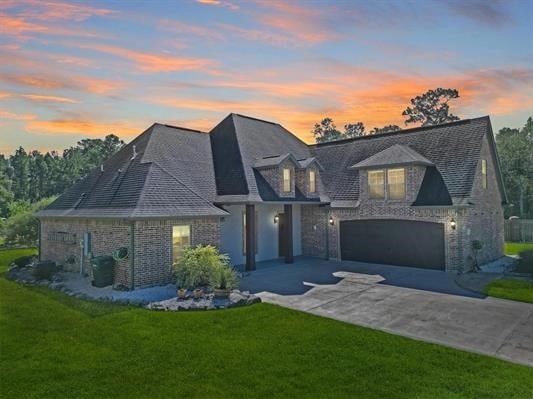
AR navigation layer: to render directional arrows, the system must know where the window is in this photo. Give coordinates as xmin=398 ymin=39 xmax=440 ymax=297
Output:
xmin=172 ymin=225 xmax=190 ymax=263
xmin=368 ymin=170 xmax=385 ymax=199
xmin=309 ymin=169 xmax=316 ymax=193
xmin=387 ymin=168 xmax=406 ymax=200
xmin=282 ymin=167 xmax=291 ymax=192
xmin=242 ymin=211 xmax=258 ymax=255
xmin=481 ymin=159 xmax=487 ymax=189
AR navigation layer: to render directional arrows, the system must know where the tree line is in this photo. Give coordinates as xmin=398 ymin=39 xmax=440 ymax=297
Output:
xmin=312 ymin=88 xmax=459 ymax=143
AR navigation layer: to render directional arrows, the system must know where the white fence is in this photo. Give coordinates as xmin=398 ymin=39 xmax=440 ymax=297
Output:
xmin=504 ymin=219 xmax=533 ymax=243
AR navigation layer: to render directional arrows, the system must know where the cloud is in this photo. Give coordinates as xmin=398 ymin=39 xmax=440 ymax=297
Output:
xmin=195 ymin=0 xmax=239 ymax=11
xmin=215 ymin=23 xmax=297 ymax=46
xmin=0 ymin=109 xmax=36 ymax=121
xmin=252 ymin=0 xmax=338 ymax=44
xmin=73 ymin=43 xmax=215 ymax=73
xmin=158 ymin=19 xmax=224 ymax=40
xmin=0 ymin=12 xmax=110 ymax=39
xmin=25 ymin=119 xmax=138 ymax=137
xmin=0 ymin=91 xmax=12 ymax=99
xmin=0 ymin=73 xmax=127 ymax=95
xmin=20 ymin=94 xmax=79 ymax=103
xmin=17 ymin=0 xmax=114 ymax=22
xmin=444 ymin=0 xmax=512 ymax=26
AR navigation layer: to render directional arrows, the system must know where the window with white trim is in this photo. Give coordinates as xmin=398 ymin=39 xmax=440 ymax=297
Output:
xmin=282 ymin=167 xmax=291 ymax=192
xmin=368 ymin=170 xmax=385 ymax=199
xmin=309 ymin=169 xmax=316 ymax=193
xmin=481 ymin=159 xmax=487 ymax=189
xmin=387 ymin=168 xmax=406 ymax=200
xmin=172 ymin=225 xmax=190 ymax=263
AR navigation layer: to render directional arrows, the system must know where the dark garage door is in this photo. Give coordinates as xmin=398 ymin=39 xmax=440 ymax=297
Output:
xmin=340 ymin=219 xmax=445 ymax=270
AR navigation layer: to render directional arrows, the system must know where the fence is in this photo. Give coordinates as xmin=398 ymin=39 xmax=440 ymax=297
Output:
xmin=504 ymin=219 xmax=533 ymax=242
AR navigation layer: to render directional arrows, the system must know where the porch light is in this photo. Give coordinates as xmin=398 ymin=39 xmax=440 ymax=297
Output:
xmin=450 ymin=218 xmax=457 ymax=230
xmin=329 ymin=216 xmax=335 ymax=226
xmin=274 ymin=214 xmax=279 ymax=224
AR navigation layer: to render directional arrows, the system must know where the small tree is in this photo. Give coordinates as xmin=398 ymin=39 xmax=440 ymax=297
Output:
xmin=343 ymin=122 xmax=365 ymax=138
xmin=402 ymin=88 xmax=460 ymax=126
xmin=173 ymin=245 xmax=231 ymax=289
xmin=470 ymin=240 xmax=483 ymax=272
xmin=312 ymin=118 xmax=342 ymax=143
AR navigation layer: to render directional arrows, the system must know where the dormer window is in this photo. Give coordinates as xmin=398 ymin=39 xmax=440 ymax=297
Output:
xmin=387 ymin=168 xmax=405 ymax=199
xmin=283 ymin=168 xmax=291 ymax=192
xmin=368 ymin=170 xmax=385 ymax=199
xmin=368 ymin=168 xmax=405 ymax=200
xmin=309 ymin=169 xmax=316 ymax=193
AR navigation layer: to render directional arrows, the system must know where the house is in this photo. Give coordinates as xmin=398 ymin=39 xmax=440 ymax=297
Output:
xmin=36 ymin=114 xmax=506 ymax=289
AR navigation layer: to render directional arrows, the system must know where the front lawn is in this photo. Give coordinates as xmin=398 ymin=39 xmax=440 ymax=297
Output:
xmin=505 ymin=242 xmax=533 ymax=256
xmin=483 ymin=278 xmax=533 ymax=304
xmin=1 ymin=249 xmax=532 ymax=398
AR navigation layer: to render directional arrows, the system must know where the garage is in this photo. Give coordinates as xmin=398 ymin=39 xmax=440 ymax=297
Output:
xmin=339 ymin=219 xmax=445 ymax=270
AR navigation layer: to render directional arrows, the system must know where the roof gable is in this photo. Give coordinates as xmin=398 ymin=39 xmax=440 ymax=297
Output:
xmin=350 ymin=144 xmax=434 ymax=169
xmin=311 ymin=117 xmax=491 ymax=202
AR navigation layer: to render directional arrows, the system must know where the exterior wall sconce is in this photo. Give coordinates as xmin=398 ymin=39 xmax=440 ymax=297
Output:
xmin=274 ymin=215 xmax=279 ymax=224
xmin=450 ymin=218 xmax=457 ymax=230
xmin=329 ymin=216 xmax=335 ymax=226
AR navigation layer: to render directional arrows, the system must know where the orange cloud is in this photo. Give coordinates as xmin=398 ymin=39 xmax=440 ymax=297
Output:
xmin=0 ymin=12 xmax=110 ymax=39
xmin=18 ymin=0 xmax=114 ymax=22
xmin=0 ymin=73 xmax=126 ymax=95
xmin=252 ymin=0 xmax=338 ymax=44
xmin=26 ymin=119 xmax=138 ymax=137
xmin=211 ymin=79 xmax=343 ymax=97
xmin=20 ymin=94 xmax=79 ymax=103
xmin=0 ymin=109 xmax=36 ymax=121
xmin=75 ymin=43 xmax=214 ymax=73
xmin=0 ymin=91 xmax=11 ymax=99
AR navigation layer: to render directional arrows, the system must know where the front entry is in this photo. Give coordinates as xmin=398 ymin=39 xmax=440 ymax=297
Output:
xmin=278 ymin=204 xmax=294 ymax=263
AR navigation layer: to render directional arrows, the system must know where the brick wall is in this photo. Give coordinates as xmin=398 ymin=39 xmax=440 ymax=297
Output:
xmin=133 ymin=217 xmax=221 ymax=288
xmin=40 ymin=218 xmax=131 ymax=286
xmin=463 ymin=134 xmax=505 ymax=266
xmin=40 ymin=216 xmax=222 ymax=289
xmin=296 ymin=166 xmax=320 ymax=198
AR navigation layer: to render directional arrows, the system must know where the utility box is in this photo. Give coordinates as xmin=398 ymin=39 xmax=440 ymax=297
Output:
xmin=91 ymin=256 xmax=115 ymax=288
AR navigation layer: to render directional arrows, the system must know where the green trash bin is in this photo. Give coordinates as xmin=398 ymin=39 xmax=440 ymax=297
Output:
xmin=91 ymin=256 xmax=115 ymax=288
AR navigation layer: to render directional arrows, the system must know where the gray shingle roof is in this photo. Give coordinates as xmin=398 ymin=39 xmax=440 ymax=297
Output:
xmin=311 ymin=117 xmax=495 ymax=203
xmin=210 ymin=113 xmax=315 ymax=202
xmin=38 ymin=123 xmax=227 ymax=218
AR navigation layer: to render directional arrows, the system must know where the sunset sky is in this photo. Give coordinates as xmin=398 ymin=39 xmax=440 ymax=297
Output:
xmin=1 ymin=0 xmax=532 ymax=154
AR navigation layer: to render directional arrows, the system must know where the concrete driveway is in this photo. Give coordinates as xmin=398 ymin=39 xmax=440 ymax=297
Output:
xmin=239 ymin=257 xmax=533 ymax=367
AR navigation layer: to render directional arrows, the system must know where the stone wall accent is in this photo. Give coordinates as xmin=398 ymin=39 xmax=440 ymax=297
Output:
xmin=39 ymin=218 xmax=131 ymax=286
xmin=463 ymin=134 xmax=505 ymax=265
xmin=133 ymin=217 xmax=221 ymax=288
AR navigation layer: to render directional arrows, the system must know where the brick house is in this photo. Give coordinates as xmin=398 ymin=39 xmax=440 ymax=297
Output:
xmin=37 ymin=114 xmax=506 ymax=289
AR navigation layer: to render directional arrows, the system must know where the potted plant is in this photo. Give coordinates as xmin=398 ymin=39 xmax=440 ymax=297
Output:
xmin=193 ymin=288 xmax=204 ymax=299
xmin=177 ymin=288 xmax=187 ymax=299
xmin=210 ymin=264 xmax=239 ymax=298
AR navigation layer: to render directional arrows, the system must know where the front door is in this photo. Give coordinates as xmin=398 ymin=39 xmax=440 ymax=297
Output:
xmin=278 ymin=213 xmax=288 ymax=257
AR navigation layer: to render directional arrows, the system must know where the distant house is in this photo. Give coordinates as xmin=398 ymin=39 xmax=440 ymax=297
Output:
xmin=36 ymin=114 xmax=506 ymax=289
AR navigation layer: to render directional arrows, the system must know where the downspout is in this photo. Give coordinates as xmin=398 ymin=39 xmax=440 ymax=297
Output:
xmin=130 ymin=221 xmax=135 ymax=290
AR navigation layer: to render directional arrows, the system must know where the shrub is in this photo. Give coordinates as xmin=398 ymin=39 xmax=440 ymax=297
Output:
xmin=209 ymin=264 xmax=239 ymax=291
xmin=33 ymin=260 xmax=57 ymax=280
xmin=12 ymin=255 xmax=36 ymax=268
xmin=516 ymin=249 xmax=533 ymax=275
xmin=173 ymin=245 xmax=231 ymax=289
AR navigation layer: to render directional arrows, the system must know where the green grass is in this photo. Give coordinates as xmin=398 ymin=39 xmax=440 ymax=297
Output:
xmin=483 ymin=278 xmax=533 ymax=304
xmin=505 ymin=242 xmax=533 ymax=256
xmin=1 ymin=249 xmax=532 ymax=398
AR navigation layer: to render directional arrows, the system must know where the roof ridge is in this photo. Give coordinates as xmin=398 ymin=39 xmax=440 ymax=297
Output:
xmin=154 ymin=122 xmax=207 ymax=134
xmin=310 ymin=116 xmax=490 ymax=147
xmin=232 ymin=113 xmax=279 ymax=125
